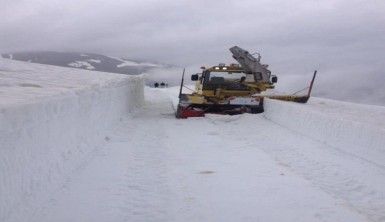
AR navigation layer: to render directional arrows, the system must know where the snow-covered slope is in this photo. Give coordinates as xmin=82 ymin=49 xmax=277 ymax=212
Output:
xmin=264 ymin=98 xmax=385 ymax=167
xmin=0 ymin=58 xmax=144 ymax=221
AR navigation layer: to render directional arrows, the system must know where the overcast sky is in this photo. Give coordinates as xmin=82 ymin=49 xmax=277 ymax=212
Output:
xmin=1 ymin=0 xmax=385 ymax=104
xmin=1 ymin=0 xmax=384 ymax=64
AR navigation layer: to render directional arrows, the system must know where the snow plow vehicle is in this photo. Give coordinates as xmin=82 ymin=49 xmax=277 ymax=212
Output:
xmin=175 ymin=46 xmax=316 ymax=119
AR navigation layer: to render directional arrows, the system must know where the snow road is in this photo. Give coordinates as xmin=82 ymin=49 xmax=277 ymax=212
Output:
xmin=21 ymin=88 xmax=385 ymax=222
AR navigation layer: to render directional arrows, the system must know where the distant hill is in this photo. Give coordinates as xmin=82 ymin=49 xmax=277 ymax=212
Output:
xmin=1 ymin=51 xmax=170 ymax=75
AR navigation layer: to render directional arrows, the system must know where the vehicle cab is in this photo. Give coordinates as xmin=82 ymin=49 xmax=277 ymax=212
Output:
xmin=191 ymin=63 xmax=277 ymax=96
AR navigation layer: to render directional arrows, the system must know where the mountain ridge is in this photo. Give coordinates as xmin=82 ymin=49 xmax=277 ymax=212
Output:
xmin=1 ymin=51 xmax=171 ymax=75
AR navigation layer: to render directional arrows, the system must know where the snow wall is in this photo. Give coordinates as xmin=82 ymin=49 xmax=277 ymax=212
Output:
xmin=264 ymin=99 xmax=385 ymax=168
xmin=0 ymin=76 xmax=144 ymax=221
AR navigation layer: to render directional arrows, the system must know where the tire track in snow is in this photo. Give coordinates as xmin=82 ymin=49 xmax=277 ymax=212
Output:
xmin=241 ymin=115 xmax=385 ymax=222
xmin=114 ymin=98 xmax=174 ymax=222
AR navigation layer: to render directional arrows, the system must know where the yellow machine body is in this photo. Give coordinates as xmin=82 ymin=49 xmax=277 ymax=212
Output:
xmin=175 ymin=46 xmax=316 ymax=118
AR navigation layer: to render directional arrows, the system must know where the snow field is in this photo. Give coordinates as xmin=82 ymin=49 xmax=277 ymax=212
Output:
xmin=264 ymin=98 xmax=385 ymax=168
xmin=1 ymin=58 xmax=385 ymax=221
xmin=0 ymin=59 xmax=144 ymax=221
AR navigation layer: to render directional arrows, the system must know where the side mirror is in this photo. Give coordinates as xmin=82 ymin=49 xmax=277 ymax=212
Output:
xmin=191 ymin=74 xmax=199 ymax=81
xmin=271 ymin=75 xmax=278 ymax=83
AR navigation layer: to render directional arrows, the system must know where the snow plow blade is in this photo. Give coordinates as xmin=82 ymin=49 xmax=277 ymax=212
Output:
xmin=175 ymin=102 xmax=264 ymax=119
xmin=175 ymin=105 xmax=205 ymax=119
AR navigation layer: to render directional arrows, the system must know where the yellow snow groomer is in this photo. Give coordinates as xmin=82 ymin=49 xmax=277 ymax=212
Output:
xmin=176 ymin=46 xmax=316 ymax=118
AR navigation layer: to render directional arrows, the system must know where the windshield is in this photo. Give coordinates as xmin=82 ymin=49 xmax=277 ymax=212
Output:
xmin=209 ymin=72 xmax=246 ymax=80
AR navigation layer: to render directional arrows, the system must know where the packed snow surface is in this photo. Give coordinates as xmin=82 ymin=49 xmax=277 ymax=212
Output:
xmin=1 ymin=58 xmax=385 ymax=222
